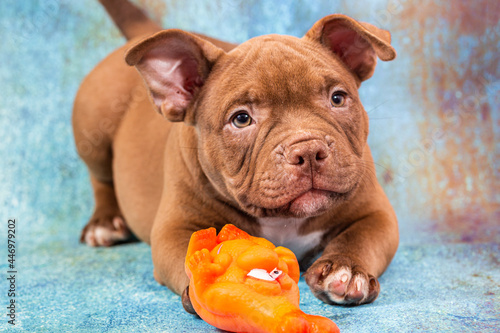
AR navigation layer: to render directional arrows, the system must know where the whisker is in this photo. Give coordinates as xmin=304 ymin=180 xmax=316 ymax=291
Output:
xmin=368 ymin=116 xmax=400 ymax=120
xmin=366 ymin=100 xmax=390 ymax=115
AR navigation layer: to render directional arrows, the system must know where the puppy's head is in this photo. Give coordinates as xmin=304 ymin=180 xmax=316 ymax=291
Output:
xmin=126 ymin=15 xmax=395 ymax=218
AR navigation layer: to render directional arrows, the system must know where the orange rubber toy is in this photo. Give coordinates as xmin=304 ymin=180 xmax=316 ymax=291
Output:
xmin=185 ymin=224 xmax=340 ymax=333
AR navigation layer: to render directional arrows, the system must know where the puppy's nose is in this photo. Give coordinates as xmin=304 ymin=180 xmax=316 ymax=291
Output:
xmin=285 ymin=140 xmax=329 ymax=167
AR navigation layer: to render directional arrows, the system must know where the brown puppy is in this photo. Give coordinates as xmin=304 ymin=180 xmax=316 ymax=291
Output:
xmin=74 ymin=0 xmax=398 ymax=307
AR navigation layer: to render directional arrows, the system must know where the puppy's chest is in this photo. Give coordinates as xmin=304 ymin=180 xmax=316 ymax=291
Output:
xmin=257 ymin=218 xmax=323 ymax=261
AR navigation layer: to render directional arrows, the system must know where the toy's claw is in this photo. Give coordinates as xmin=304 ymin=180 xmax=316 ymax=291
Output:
xmin=185 ymin=228 xmax=217 ymax=278
xmin=188 ymin=249 xmax=213 ymax=272
xmin=216 ymin=224 xmax=252 ymax=243
xmin=280 ymin=312 xmax=340 ymax=333
xmin=307 ymin=314 xmax=340 ymax=333
xmin=186 ymin=228 xmax=217 ymax=258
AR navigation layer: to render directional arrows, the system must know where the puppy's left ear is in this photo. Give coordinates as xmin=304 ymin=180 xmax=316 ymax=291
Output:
xmin=304 ymin=14 xmax=396 ymax=82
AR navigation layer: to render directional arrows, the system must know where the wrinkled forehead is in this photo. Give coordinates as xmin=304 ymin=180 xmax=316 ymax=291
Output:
xmin=208 ymin=34 xmax=358 ymax=109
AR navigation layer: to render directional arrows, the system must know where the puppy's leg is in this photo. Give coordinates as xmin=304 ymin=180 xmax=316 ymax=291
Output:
xmin=80 ymin=175 xmax=131 ymax=247
xmin=152 ymin=226 xmax=198 ymax=313
xmin=150 ymin=225 xmax=192 ymax=295
xmin=304 ymin=211 xmax=398 ymax=305
xmin=73 ymin=75 xmax=135 ymax=246
xmin=73 ymin=124 xmax=132 ymax=246
xmin=75 ymin=138 xmax=132 ymax=246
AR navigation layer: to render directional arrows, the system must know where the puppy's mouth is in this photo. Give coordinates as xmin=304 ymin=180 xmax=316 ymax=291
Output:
xmin=242 ymin=186 xmax=355 ymax=218
xmin=282 ymin=188 xmax=351 ymax=217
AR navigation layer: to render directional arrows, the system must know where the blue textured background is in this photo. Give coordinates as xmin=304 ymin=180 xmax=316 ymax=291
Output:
xmin=0 ymin=0 xmax=498 ymax=332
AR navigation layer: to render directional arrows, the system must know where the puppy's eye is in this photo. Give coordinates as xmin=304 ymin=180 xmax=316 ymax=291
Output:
xmin=232 ymin=112 xmax=253 ymax=128
xmin=330 ymin=92 xmax=346 ymax=107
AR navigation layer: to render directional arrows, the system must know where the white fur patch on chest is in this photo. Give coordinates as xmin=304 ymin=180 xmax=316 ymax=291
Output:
xmin=257 ymin=217 xmax=323 ymax=261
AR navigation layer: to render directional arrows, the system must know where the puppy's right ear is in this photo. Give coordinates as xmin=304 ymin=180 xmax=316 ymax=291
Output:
xmin=125 ymin=29 xmax=224 ymax=122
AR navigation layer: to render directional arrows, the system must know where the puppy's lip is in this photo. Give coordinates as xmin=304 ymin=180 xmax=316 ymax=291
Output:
xmin=284 ymin=188 xmax=333 ymax=217
xmin=293 ymin=186 xmax=352 ymax=201
xmin=283 ymin=187 xmax=352 ymax=216
xmin=290 ymin=188 xmax=344 ymax=205
xmin=239 ymin=183 xmax=357 ymax=217
xmin=293 ymin=188 xmax=331 ymax=201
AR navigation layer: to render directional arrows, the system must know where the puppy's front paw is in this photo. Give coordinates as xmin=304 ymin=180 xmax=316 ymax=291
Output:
xmin=304 ymin=256 xmax=379 ymax=306
xmin=80 ymin=213 xmax=131 ymax=247
xmin=182 ymin=286 xmax=197 ymax=315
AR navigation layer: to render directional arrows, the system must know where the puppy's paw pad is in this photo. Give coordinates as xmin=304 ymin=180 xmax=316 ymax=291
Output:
xmin=304 ymin=258 xmax=379 ymax=305
xmin=323 ymin=266 xmax=351 ymax=298
xmin=343 ymin=276 xmax=369 ymax=303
